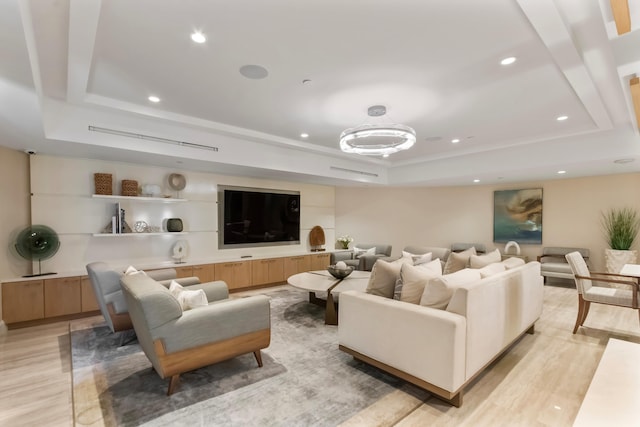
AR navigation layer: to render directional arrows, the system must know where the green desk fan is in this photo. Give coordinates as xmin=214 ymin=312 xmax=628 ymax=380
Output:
xmin=15 ymin=224 xmax=60 ymax=277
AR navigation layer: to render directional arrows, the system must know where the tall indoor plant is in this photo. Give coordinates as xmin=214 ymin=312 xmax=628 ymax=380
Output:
xmin=602 ymin=207 xmax=640 ymax=273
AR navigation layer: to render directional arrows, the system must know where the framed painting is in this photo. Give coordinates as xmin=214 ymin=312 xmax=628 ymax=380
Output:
xmin=493 ymin=188 xmax=543 ymax=244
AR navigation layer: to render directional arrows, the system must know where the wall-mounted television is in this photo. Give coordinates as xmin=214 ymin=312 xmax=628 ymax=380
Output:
xmin=218 ymin=185 xmax=300 ymax=249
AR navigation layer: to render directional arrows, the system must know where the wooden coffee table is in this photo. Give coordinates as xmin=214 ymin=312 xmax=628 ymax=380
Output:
xmin=287 ymin=270 xmax=371 ymax=325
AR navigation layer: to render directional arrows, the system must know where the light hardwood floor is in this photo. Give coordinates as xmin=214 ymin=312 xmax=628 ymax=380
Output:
xmin=1 ymin=281 xmax=639 ymax=427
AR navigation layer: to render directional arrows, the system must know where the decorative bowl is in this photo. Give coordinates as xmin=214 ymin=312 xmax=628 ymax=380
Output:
xmin=327 ymin=265 xmax=354 ymax=279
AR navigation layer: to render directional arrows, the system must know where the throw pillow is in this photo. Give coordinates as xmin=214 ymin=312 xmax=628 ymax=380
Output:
xmin=443 ymin=247 xmax=476 ymax=274
xmin=169 ymin=280 xmax=208 ymax=310
xmin=366 ymin=259 xmax=406 ymax=298
xmin=399 ymin=262 xmax=442 ymax=304
xmin=420 ymin=268 xmax=482 ymax=310
xmin=124 ymin=265 xmax=146 ymax=276
xmin=354 ymin=246 xmax=376 ymax=258
xmin=402 ymin=250 xmax=433 ymax=266
xmin=501 ymin=257 xmax=526 ymax=269
xmin=469 ymin=249 xmax=501 ymax=268
xmin=478 ymin=262 xmax=506 ymax=278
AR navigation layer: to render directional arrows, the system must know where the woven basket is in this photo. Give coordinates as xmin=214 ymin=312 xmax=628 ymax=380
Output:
xmin=94 ymin=173 xmax=113 ymax=195
xmin=121 ymin=179 xmax=138 ymax=197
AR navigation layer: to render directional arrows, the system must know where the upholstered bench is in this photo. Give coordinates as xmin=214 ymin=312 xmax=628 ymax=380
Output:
xmin=537 ymin=247 xmax=589 ymax=283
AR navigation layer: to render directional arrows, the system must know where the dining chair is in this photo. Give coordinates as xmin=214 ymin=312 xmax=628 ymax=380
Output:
xmin=565 ymin=251 xmax=639 ymax=333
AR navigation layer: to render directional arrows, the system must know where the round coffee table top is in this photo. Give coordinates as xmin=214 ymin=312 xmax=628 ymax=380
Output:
xmin=287 ymin=270 xmax=370 ymax=294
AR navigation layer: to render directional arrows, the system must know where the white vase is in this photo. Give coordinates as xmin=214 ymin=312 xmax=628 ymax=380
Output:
xmin=605 ymin=249 xmax=638 ymax=274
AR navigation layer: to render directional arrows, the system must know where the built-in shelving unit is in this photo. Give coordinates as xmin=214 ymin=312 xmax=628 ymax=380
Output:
xmin=92 ymin=194 xmax=187 ymax=202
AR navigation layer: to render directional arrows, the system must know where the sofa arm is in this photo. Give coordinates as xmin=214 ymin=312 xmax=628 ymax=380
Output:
xmin=153 ymin=295 xmax=271 ymax=353
xmin=185 ymin=280 xmax=229 ymax=302
xmin=358 ymin=254 xmax=391 ymax=271
xmin=157 ymin=276 xmax=201 ymax=287
xmin=331 ymin=251 xmax=354 ymax=264
xmin=338 ymin=291 xmax=466 ymax=393
xmin=146 ymin=268 xmax=177 ymax=281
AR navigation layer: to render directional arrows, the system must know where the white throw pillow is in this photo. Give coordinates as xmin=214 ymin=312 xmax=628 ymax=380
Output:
xmin=443 ymin=247 xmax=476 ymax=274
xmin=366 ymin=258 xmax=407 ymax=298
xmin=420 ymin=268 xmax=482 ymax=310
xmin=501 ymin=257 xmax=526 ymax=269
xmin=168 ymin=280 xmax=208 ymax=310
xmin=402 ymin=251 xmax=433 ymax=266
xmin=354 ymin=246 xmax=376 ymax=258
xmin=124 ymin=265 xmax=146 ymax=276
xmin=399 ymin=262 xmax=442 ymax=304
xmin=470 ymin=249 xmax=502 ymax=268
xmin=478 ymin=262 xmax=507 ymax=278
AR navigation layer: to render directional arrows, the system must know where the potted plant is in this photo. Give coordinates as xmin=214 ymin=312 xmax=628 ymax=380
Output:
xmin=602 ymin=207 xmax=640 ymax=273
xmin=336 ymin=235 xmax=353 ymax=250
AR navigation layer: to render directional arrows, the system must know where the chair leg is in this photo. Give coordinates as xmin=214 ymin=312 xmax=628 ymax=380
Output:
xmin=573 ymin=295 xmax=586 ymax=334
xmin=580 ymin=300 xmax=591 ymax=327
xmin=253 ymin=350 xmax=263 ymax=367
xmin=167 ymin=374 xmax=180 ymax=396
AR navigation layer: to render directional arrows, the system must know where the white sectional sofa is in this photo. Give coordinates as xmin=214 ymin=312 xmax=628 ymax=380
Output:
xmin=338 ymin=260 xmax=544 ymax=407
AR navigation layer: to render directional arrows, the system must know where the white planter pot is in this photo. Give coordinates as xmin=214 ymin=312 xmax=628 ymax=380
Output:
xmin=605 ymin=249 xmax=638 ymax=274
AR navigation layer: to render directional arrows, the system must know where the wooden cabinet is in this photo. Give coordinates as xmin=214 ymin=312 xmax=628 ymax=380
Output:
xmin=283 ymin=255 xmax=311 ymax=278
xmin=310 ymin=253 xmax=331 ymax=270
xmin=214 ymin=261 xmax=252 ymax=290
xmin=44 ymin=277 xmax=81 ymax=318
xmin=192 ymin=264 xmax=215 ymax=282
xmin=2 ymin=280 xmax=44 ymax=323
xmin=251 ymin=258 xmax=285 ymax=286
xmin=80 ymin=277 xmax=100 ymax=312
xmin=174 ymin=266 xmax=194 ymax=278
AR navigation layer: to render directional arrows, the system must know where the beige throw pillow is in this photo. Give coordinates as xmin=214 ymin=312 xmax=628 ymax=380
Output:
xmin=169 ymin=280 xmax=208 ymax=310
xmin=420 ymin=268 xmax=482 ymax=309
xmin=443 ymin=247 xmax=476 ymax=274
xmin=366 ymin=258 xmax=407 ymax=298
xmin=478 ymin=262 xmax=506 ymax=278
xmin=400 ymin=261 xmax=442 ymax=304
xmin=124 ymin=265 xmax=147 ymax=276
xmin=470 ymin=249 xmax=501 ymax=268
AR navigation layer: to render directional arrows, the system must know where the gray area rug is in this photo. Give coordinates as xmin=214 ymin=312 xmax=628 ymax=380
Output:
xmin=71 ymin=286 xmax=428 ymax=426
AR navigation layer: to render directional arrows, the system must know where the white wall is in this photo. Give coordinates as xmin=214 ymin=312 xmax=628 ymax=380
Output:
xmin=335 ymin=173 xmax=640 ymax=271
xmin=28 ymin=155 xmax=336 ymax=274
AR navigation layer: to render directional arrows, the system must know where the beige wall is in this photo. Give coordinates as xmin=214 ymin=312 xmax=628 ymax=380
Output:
xmin=335 ymin=173 xmax=640 ymax=271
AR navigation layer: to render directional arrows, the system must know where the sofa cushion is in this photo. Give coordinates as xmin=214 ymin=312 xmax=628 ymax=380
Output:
xmin=478 ymin=262 xmax=506 ymax=278
xmin=443 ymin=247 xmax=476 ymax=274
xmin=354 ymin=246 xmax=376 ymax=258
xmin=501 ymin=257 xmax=526 ymax=269
xmin=420 ymin=268 xmax=482 ymax=309
xmin=169 ymin=280 xmax=208 ymax=310
xmin=399 ymin=261 xmax=443 ymax=304
xmin=402 ymin=250 xmax=432 ymax=266
xmin=470 ymin=249 xmax=501 ymax=268
xmin=366 ymin=258 xmax=408 ymax=298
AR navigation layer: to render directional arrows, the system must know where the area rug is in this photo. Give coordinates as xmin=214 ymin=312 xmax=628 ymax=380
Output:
xmin=71 ymin=286 xmax=429 ymax=426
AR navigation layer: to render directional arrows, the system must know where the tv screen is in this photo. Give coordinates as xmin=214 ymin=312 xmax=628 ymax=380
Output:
xmin=218 ymin=186 xmax=300 ymax=249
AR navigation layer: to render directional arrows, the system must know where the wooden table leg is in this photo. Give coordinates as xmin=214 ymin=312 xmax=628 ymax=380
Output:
xmin=324 ymin=279 xmax=343 ymax=325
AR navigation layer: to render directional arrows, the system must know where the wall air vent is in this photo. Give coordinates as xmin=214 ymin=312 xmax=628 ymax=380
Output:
xmin=88 ymin=126 xmax=219 ymax=152
xmin=330 ymin=166 xmax=378 ymax=177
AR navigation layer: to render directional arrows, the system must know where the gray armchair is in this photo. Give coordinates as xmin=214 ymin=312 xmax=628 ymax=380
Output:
xmin=538 ymin=247 xmax=590 ymax=283
xmin=120 ymin=273 xmax=271 ymax=395
xmin=402 ymin=245 xmax=451 ymax=269
xmin=451 ymin=242 xmax=486 ymax=254
xmin=86 ymin=262 xmax=202 ymax=334
xmin=330 ymin=243 xmax=392 ymax=271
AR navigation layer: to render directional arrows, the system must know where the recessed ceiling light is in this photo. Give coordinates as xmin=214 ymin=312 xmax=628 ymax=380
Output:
xmin=500 ymin=57 xmax=517 ymax=66
xmin=191 ymin=31 xmax=206 ymax=43
xmin=300 ymin=133 xmax=309 ymax=138
xmin=148 ymin=95 xmax=160 ymax=103
xmin=556 ymin=115 xmax=568 ymax=121
xmin=557 ymin=170 xmax=566 ymax=174
xmin=473 ymin=179 xmax=480 ymax=183
xmin=382 ymin=153 xmax=390 ymax=158
xmin=451 ymin=138 xmax=460 ymax=143
xmin=239 ymin=64 xmax=269 ymax=79
xmin=614 ymin=158 xmax=634 ymax=164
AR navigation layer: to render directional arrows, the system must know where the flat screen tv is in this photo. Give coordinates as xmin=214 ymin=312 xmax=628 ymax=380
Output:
xmin=218 ymin=185 xmax=300 ymax=249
